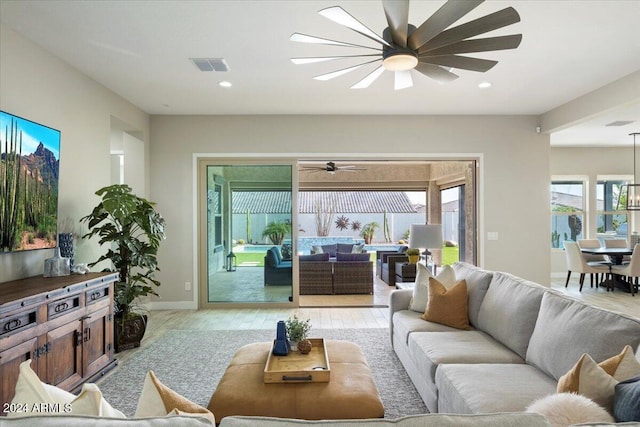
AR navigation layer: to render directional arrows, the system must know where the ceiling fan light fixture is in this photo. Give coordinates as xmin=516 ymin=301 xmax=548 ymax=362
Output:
xmin=382 ymin=51 xmax=418 ymax=71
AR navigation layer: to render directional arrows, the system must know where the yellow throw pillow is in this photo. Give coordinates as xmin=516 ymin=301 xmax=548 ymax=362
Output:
xmin=421 ymin=278 xmax=470 ymax=330
xmin=135 ymin=370 xmax=215 ymax=424
xmin=557 ymin=345 xmax=640 ymax=413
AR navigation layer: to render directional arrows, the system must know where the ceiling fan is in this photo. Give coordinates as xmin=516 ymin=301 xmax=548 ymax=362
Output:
xmin=290 ymin=0 xmax=522 ymax=90
xmin=301 ymin=161 xmax=366 ymax=174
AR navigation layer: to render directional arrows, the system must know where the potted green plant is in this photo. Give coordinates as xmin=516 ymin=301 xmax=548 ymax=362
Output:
xmin=359 ymin=222 xmax=380 ymax=244
xmin=405 ymin=248 xmax=421 ymax=264
xmin=285 ymin=314 xmax=311 ymax=351
xmin=262 ymin=221 xmax=291 ymax=245
xmin=81 ymin=184 xmax=166 ymax=352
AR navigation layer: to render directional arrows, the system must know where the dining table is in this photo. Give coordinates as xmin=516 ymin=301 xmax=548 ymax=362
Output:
xmin=580 ymin=247 xmax=634 ymax=293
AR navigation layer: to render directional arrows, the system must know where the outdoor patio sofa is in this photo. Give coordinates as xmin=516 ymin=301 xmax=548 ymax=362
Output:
xmin=299 ymin=252 xmax=373 ymax=295
xmin=310 ymin=242 xmax=366 ymax=257
xmin=263 ymin=246 xmax=292 ymax=286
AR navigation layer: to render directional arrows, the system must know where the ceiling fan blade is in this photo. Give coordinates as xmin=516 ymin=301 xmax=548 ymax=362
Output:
xmin=408 ymin=0 xmax=484 ymax=50
xmin=414 ymin=63 xmax=459 ymax=83
xmin=313 ymin=59 xmax=380 ymax=81
xmin=418 ymin=55 xmax=497 ymax=72
xmin=351 ymin=65 xmax=385 ymax=89
xmin=292 ymin=54 xmax=380 ymax=65
xmin=394 ymin=70 xmax=413 ymax=90
xmin=319 ymin=6 xmax=391 ymax=48
xmin=422 ymin=35 xmax=522 ymax=56
xmin=290 ymin=33 xmax=381 ymax=51
xmin=382 ymin=0 xmax=410 ymax=47
xmin=419 ymin=7 xmax=521 ymax=53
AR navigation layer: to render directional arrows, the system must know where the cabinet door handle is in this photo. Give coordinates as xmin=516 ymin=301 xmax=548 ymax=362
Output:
xmin=4 ymin=319 xmax=22 ymax=331
xmin=84 ymin=327 xmax=91 ymax=342
xmin=54 ymin=302 xmax=69 ymax=313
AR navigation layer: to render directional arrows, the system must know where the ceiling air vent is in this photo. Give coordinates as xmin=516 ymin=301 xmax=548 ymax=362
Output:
xmin=605 ymin=120 xmax=634 ymax=127
xmin=190 ymin=58 xmax=229 ymax=72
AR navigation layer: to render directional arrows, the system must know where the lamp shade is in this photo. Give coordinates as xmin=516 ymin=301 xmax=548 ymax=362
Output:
xmin=409 ymin=224 xmax=443 ymax=250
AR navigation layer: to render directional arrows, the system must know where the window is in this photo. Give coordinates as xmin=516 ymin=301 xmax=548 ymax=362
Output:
xmin=596 ymin=179 xmax=629 ymax=238
xmin=551 ymin=180 xmax=584 ymax=249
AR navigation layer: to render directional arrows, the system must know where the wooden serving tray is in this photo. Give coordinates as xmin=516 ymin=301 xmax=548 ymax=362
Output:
xmin=264 ymin=338 xmax=331 ymax=383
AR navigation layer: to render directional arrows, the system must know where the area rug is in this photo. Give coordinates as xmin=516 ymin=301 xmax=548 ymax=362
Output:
xmin=97 ymin=328 xmax=428 ymax=419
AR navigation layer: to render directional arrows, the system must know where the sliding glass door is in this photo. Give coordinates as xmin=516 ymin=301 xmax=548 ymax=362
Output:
xmin=200 ymin=162 xmax=293 ymax=305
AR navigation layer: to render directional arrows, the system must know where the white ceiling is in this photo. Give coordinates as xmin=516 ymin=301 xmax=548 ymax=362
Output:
xmin=1 ymin=0 xmax=639 ymax=146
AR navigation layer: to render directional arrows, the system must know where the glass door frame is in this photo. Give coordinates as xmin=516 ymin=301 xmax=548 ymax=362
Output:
xmin=197 ymin=158 xmax=299 ymax=309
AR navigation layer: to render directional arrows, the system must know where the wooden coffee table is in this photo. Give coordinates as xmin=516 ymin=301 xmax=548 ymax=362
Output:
xmin=208 ymin=340 xmax=384 ymax=421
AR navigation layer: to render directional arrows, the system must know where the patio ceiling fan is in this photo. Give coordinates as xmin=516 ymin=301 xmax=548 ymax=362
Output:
xmin=301 ymin=161 xmax=366 ymax=174
xmin=290 ymin=0 xmax=522 ymax=90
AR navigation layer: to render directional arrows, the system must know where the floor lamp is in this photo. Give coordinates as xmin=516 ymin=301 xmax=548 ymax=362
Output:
xmin=409 ymin=224 xmax=443 ymax=273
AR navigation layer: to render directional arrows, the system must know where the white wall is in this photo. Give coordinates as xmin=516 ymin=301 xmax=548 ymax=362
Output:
xmin=150 ymin=115 xmax=550 ymax=305
xmin=550 ymin=146 xmax=634 ymax=274
xmin=0 ymin=25 xmax=149 ymax=283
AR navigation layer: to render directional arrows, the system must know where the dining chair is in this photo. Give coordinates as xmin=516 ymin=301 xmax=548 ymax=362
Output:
xmin=604 ymin=238 xmax=631 ymax=263
xmin=611 ymin=243 xmax=639 ymax=296
xmin=577 ymin=239 xmax=608 ymax=264
xmin=563 ymin=241 xmax=610 ymax=291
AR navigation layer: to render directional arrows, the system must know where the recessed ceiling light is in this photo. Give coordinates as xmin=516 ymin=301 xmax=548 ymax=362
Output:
xmin=219 ymin=81 xmax=232 ymax=88
xmin=478 ymin=82 xmax=491 ymax=89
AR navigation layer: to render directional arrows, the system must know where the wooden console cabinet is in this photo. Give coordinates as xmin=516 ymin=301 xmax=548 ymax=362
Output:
xmin=0 ymin=272 xmax=118 ymax=409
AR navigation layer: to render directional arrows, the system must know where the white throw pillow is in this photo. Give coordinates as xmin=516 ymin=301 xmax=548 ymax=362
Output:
xmin=351 ymin=244 xmax=365 ymax=253
xmin=408 ymin=264 xmax=456 ymax=313
xmin=8 ymin=359 xmax=125 ymax=418
xmin=311 ymin=245 xmax=323 ymax=254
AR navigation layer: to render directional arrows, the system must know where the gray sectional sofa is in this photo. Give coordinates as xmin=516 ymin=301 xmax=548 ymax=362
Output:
xmin=389 ymin=262 xmax=640 ymax=414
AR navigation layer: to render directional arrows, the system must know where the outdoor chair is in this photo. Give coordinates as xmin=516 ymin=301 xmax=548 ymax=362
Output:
xmin=333 ymin=260 xmax=374 ymax=294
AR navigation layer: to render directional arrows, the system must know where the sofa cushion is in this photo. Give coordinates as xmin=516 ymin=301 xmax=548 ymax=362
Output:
xmin=393 ymin=310 xmax=462 ymax=346
xmin=526 ymin=291 xmax=640 ymax=381
xmin=218 ymin=413 xmax=552 ymax=427
xmin=451 ymin=262 xmax=493 ymax=327
xmin=335 ymin=252 xmax=369 ymax=262
xmin=436 ymin=364 xmax=557 ymax=414
xmin=476 ymin=272 xmax=546 ymax=359
xmin=408 ymin=330 xmax=525 ymax=386
xmin=299 ymin=253 xmax=330 ymax=262
xmin=409 ymin=264 xmax=456 ymax=313
xmin=336 ymin=243 xmax=354 ymax=254
xmin=421 ymin=279 xmax=470 ymax=330
xmin=321 ymin=244 xmax=338 ymax=257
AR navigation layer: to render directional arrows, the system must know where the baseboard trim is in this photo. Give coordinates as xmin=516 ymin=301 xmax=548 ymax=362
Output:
xmin=148 ymin=301 xmax=198 ymax=310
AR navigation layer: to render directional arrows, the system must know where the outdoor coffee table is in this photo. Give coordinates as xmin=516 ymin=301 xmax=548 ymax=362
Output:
xmin=208 ymin=340 xmax=384 ymax=421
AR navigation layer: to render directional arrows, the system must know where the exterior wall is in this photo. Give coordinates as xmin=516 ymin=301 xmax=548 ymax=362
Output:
xmin=0 ymin=25 xmax=149 ymax=283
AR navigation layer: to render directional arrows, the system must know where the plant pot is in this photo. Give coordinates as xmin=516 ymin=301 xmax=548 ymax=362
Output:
xmin=407 ymin=255 xmax=420 ymax=264
xmin=114 ymin=314 xmax=148 ymax=352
